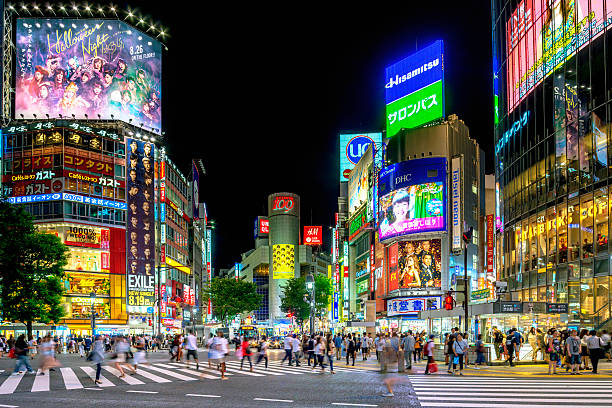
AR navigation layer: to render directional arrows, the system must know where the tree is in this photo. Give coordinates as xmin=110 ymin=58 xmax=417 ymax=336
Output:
xmin=201 ymin=278 xmax=263 ymax=326
xmin=0 ymin=201 xmax=70 ymax=338
xmin=280 ymin=277 xmax=310 ymax=327
xmin=280 ymin=274 xmax=333 ymax=329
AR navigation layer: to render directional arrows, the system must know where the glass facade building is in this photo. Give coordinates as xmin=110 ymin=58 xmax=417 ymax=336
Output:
xmin=493 ymin=0 xmax=612 ymax=328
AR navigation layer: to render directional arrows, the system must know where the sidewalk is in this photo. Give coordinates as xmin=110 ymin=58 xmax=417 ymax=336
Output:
xmin=385 ymin=359 xmax=612 ymax=378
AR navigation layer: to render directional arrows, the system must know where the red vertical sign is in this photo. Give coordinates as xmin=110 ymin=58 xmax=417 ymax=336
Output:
xmin=369 ymin=244 xmax=375 ymax=297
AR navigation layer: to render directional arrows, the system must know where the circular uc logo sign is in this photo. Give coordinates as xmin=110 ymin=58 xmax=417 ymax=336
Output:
xmin=346 ymin=135 xmax=374 ymax=165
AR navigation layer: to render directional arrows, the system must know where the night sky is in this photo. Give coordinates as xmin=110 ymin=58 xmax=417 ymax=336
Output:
xmin=126 ymin=2 xmax=494 ymax=269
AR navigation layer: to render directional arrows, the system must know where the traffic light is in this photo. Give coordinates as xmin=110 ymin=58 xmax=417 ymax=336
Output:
xmin=148 ymin=318 xmax=152 ymax=326
xmin=462 ymin=227 xmax=473 ymax=244
xmin=444 ymin=293 xmax=454 ymax=310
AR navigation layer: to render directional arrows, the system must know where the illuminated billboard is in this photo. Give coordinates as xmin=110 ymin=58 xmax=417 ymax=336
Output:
xmin=348 ymin=144 xmax=373 ymax=216
xmin=378 ymin=157 xmax=446 ymax=241
xmin=389 ymin=239 xmax=442 ymax=291
xmin=126 ymin=138 xmax=155 ymax=310
xmin=15 ymin=19 xmax=162 ymax=132
xmin=385 ymin=41 xmax=444 ymax=137
xmin=505 ymin=0 xmax=608 ymax=113
xmin=272 ymin=244 xmax=295 ymax=279
xmin=339 ymin=133 xmax=382 ymax=181
xmin=303 ymin=226 xmax=322 ymax=246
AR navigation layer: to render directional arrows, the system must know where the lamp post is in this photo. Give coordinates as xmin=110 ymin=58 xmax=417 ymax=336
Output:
xmin=305 ymin=274 xmax=315 ymax=336
xmin=89 ymin=291 xmax=97 ymax=334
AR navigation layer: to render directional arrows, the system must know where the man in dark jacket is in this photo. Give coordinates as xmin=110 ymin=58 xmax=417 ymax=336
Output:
xmin=12 ymin=334 xmax=34 ymax=375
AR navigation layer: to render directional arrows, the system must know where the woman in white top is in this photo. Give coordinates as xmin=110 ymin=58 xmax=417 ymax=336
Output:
xmin=206 ymin=331 xmax=229 ymax=380
xmin=314 ymin=336 xmax=325 ymax=372
xmin=256 ymin=336 xmax=269 ymax=368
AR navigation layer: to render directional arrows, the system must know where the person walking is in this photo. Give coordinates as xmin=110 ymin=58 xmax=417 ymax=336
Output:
xmin=361 ymin=333 xmax=369 ymax=360
xmin=314 ymin=336 xmax=325 ymax=372
xmin=11 ymin=334 xmax=34 ymax=376
xmin=113 ymin=336 xmax=135 ymax=378
xmin=601 ymin=330 xmax=611 ymax=360
xmin=38 ymin=335 xmax=59 ymax=374
xmin=280 ymin=333 xmax=294 ymax=366
xmin=401 ymin=331 xmax=415 ymax=369
xmin=446 ymin=331 xmax=455 ymax=372
xmin=492 ymin=327 xmax=503 ymax=361
xmin=206 ymin=330 xmax=229 ymax=380
xmin=346 ymin=334 xmax=356 ymax=366
xmin=504 ymin=329 xmax=518 ymax=367
xmin=325 ymin=334 xmax=335 ymax=374
xmin=547 ymin=329 xmax=561 ymax=375
xmin=240 ymin=337 xmax=253 ymax=372
xmin=424 ymin=335 xmax=436 ymax=375
xmin=528 ymin=327 xmax=538 ymax=361
xmin=184 ymin=331 xmax=199 ymax=370
xmin=255 ymin=336 xmax=269 ymax=368
xmin=413 ymin=334 xmax=422 ymax=363
xmin=307 ymin=335 xmax=316 ymax=367
xmin=334 ymin=334 xmax=342 ymax=360
xmin=90 ymin=335 xmax=106 ymax=384
xmin=291 ymin=334 xmax=301 ymax=366
xmin=474 ymin=334 xmax=486 ymax=368
xmin=133 ymin=335 xmax=149 ymax=373
xmin=513 ymin=328 xmax=524 ymax=361
xmin=566 ymin=329 xmax=582 ymax=375
xmin=579 ymin=329 xmax=591 ymax=370
xmin=27 ymin=336 xmax=38 ymax=360
xmin=452 ymin=333 xmax=468 ymax=375
xmin=587 ymin=330 xmax=603 ymax=374
xmin=389 ymin=332 xmax=402 ymax=372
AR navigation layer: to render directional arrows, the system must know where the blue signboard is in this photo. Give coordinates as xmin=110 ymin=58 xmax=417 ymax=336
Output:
xmin=8 ymin=192 xmax=127 ymax=210
xmin=339 ymin=132 xmax=382 ymax=181
xmin=385 ymin=40 xmax=444 ymax=105
xmin=378 ymin=157 xmax=447 ymax=239
xmin=333 ymin=292 xmax=339 ymax=321
xmin=387 ymin=296 xmax=442 ymax=317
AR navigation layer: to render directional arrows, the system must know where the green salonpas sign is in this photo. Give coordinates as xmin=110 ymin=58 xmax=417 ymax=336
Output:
xmin=471 ymin=288 xmax=491 ymax=301
xmin=385 ymin=80 xmax=443 ymax=137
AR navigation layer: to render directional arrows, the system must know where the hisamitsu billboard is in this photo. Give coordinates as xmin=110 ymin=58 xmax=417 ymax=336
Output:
xmin=385 ymin=41 xmax=444 ymax=137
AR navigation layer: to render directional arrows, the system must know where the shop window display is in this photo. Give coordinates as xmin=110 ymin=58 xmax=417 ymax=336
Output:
xmin=580 ymin=278 xmax=595 ymax=322
xmin=595 ymin=188 xmax=608 ymax=254
xmin=594 ymin=276 xmax=610 ymax=327
xmin=568 ymin=200 xmax=580 ymax=262
xmin=580 ymin=195 xmax=594 ymax=258
xmin=66 ymin=273 xmax=110 ymax=296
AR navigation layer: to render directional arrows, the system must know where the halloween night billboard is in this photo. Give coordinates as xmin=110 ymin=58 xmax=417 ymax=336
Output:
xmin=16 ymin=19 xmax=162 ymax=133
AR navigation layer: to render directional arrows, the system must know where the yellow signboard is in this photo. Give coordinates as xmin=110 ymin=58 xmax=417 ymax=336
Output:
xmin=165 ymin=256 xmax=191 ymax=274
xmin=272 ymin=244 xmax=295 ymax=279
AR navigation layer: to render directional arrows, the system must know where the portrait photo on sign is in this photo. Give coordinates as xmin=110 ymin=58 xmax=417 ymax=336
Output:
xmin=396 ymin=239 xmax=441 ymax=290
xmin=378 ymin=182 xmax=444 ymax=240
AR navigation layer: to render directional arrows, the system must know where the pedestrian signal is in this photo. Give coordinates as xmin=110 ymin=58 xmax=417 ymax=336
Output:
xmin=444 ymin=293 xmax=454 ymax=310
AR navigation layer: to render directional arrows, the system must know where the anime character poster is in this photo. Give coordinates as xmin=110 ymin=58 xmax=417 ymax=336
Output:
xmin=396 ymin=239 xmax=442 ymax=290
xmin=126 ymin=138 xmax=155 ymax=308
xmin=16 ymin=19 xmax=162 ymax=133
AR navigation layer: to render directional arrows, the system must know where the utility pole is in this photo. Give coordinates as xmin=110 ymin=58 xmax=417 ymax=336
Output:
xmin=462 ymin=227 xmax=473 ymax=334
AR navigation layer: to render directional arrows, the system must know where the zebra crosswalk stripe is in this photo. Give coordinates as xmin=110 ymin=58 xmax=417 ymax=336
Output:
xmin=130 ymin=367 xmax=171 ymax=383
xmin=0 ymin=372 xmax=25 ymax=394
xmin=411 ymin=376 xmax=612 ymax=407
xmin=147 ymin=364 xmax=198 ymax=381
xmin=60 ymin=367 xmax=83 ymax=390
xmin=222 ymin=366 xmax=265 ymax=376
xmin=31 ymin=369 xmax=49 ymax=392
xmin=224 ymin=362 xmax=284 ymax=375
xmin=102 ymin=366 xmax=145 ymax=385
xmin=175 ymin=368 xmax=218 ymax=380
xmin=80 ymin=366 xmax=114 ymax=387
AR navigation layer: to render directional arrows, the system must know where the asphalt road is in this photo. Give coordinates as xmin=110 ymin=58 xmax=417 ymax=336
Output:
xmin=3 ymin=351 xmax=612 ymax=407
xmin=0 ymin=350 xmax=420 ymax=408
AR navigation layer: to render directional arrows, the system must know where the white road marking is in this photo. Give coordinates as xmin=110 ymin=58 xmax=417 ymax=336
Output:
xmin=126 ymin=390 xmax=158 ymax=394
xmin=31 ymin=369 xmax=49 ymax=392
xmin=60 ymin=367 xmax=84 ymax=390
xmin=129 ymin=367 xmax=172 ymax=383
xmin=331 ymin=404 xmax=378 ymax=407
xmin=176 ymin=368 xmax=218 ymax=380
xmin=186 ymin=394 xmax=222 ymax=398
xmin=0 ymin=372 xmax=25 ymax=394
xmin=146 ymin=365 xmax=198 ymax=381
xmin=0 ymin=404 xmax=19 ymax=407
xmin=253 ymin=398 xmax=294 ymax=402
xmin=80 ymin=366 xmax=114 ymax=387
xmin=103 ymin=366 xmax=145 ymax=385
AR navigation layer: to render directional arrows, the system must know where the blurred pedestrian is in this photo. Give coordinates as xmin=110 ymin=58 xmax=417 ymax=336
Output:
xmin=89 ymin=335 xmax=105 ymax=384
xmin=205 ymin=330 xmax=228 ymax=380
xmin=255 ymin=336 xmax=269 ymax=368
xmin=240 ymin=336 xmax=253 ymax=372
xmin=11 ymin=334 xmax=34 ymax=375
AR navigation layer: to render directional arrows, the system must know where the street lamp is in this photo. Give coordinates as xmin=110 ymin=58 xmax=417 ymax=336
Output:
xmin=305 ymin=274 xmax=315 ymax=336
xmin=89 ymin=291 xmax=97 ymax=334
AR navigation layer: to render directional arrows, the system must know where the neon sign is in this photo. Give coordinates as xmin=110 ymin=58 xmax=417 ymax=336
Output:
xmin=495 ymin=111 xmax=531 ymax=155
xmin=9 ymin=192 xmax=127 ymax=210
xmin=272 ymin=196 xmax=295 ymax=212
